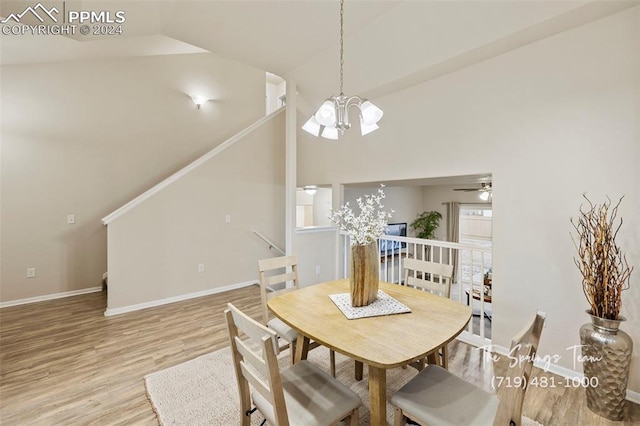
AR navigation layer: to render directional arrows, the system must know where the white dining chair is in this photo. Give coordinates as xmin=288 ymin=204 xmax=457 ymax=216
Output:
xmin=225 ymin=303 xmax=361 ymax=426
xmin=391 ymin=311 xmax=545 ymax=426
xmin=258 ymin=255 xmax=336 ymax=376
xmin=403 ymin=258 xmax=454 ymax=369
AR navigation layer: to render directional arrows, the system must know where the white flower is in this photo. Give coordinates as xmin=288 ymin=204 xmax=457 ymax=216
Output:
xmin=329 ymin=186 xmax=393 ymax=246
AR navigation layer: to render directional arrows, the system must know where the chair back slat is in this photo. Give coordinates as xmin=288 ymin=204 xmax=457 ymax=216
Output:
xmin=239 ymin=355 xmax=272 ymax=402
xmin=259 ymin=255 xmax=297 ymax=270
xmin=264 ymin=272 xmax=297 ymax=288
xmin=501 ymin=311 xmax=546 ymax=426
xmin=403 ymin=258 xmax=454 ymax=298
xmin=258 ymin=256 xmax=300 ymax=323
xmin=265 ymin=286 xmax=297 ymax=303
xmin=235 ymin=336 xmax=270 ymax=378
xmin=230 ymin=305 xmax=279 ymax=353
xmin=405 ymin=275 xmax=449 ymax=296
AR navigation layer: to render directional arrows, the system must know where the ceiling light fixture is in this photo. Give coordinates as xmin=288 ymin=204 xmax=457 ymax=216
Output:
xmin=192 ymin=96 xmax=208 ymax=109
xmin=302 ymin=0 xmax=383 ymax=139
xmin=303 ymin=185 xmax=318 ymax=195
xmin=479 ymin=183 xmax=492 ymax=201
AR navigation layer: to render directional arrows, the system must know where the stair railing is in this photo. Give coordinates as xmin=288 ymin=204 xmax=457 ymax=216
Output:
xmin=252 ymin=230 xmax=285 ymax=256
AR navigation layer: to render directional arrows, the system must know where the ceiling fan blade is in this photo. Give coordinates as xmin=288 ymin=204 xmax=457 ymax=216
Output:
xmin=453 ymin=188 xmax=480 ymax=192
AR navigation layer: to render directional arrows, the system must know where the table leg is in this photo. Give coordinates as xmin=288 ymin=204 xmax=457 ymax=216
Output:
xmin=294 ymin=335 xmax=310 ymax=363
xmin=368 ymin=366 xmax=387 ymax=426
xmin=426 ymin=352 xmax=438 ymax=366
xmin=354 ymin=361 xmax=363 ymax=381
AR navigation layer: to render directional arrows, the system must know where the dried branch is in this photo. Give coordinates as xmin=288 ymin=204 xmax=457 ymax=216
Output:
xmin=570 ymin=195 xmax=633 ymax=319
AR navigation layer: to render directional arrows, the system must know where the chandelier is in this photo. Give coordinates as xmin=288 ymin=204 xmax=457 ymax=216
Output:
xmin=302 ymin=0 xmax=383 ymax=139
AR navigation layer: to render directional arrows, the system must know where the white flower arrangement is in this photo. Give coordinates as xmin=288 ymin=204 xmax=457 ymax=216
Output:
xmin=329 ymin=186 xmax=393 ymax=246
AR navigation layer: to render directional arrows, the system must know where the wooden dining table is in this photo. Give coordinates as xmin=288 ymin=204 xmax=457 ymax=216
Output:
xmin=267 ymin=279 xmax=472 ymax=425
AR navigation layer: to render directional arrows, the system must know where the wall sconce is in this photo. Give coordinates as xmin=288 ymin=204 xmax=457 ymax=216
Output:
xmin=192 ymin=96 xmax=209 ymax=109
xmin=303 ymin=185 xmax=318 ymax=195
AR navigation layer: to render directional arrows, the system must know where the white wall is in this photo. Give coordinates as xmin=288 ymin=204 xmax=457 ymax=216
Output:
xmin=312 ymin=188 xmax=333 ymax=227
xmin=298 ymin=8 xmax=640 ymax=391
xmin=106 ymin=113 xmax=285 ymax=311
xmin=0 ymin=52 xmax=265 ymax=303
xmin=296 ymin=190 xmax=313 ymax=227
xmin=344 ymin=186 xmax=423 ymax=236
xmin=294 ymin=228 xmax=337 ymax=287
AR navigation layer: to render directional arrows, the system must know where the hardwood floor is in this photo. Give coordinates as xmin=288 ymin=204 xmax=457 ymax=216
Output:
xmin=1 ymin=286 xmax=638 ymax=425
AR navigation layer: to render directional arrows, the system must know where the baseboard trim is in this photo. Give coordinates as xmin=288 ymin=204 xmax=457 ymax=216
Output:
xmin=490 ymin=344 xmax=640 ymax=403
xmin=0 ymin=286 xmax=103 ymax=308
xmin=103 ymin=280 xmax=258 ymax=317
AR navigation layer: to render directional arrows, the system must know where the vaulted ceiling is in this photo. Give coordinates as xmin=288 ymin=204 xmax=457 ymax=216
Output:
xmin=2 ymin=0 xmax=638 ymax=114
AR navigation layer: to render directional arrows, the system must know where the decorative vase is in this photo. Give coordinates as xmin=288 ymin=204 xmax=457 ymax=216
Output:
xmin=579 ymin=310 xmax=633 ymax=421
xmin=349 ymin=243 xmax=379 ymax=307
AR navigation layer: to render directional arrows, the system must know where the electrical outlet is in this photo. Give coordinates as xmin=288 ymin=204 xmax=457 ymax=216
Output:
xmin=67 ymin=214 xmax=76 ymax=224
xmin=26 ymin=267 xmax=36 ymax=278
xmin=198 ymin=263 xmax=205 ymax=273
xmin=225 ymin=214 xmax=231 ymax=223
xmin=315 ymin=265 xmax=321 ymax=275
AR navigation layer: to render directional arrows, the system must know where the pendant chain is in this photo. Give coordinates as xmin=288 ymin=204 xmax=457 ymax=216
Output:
xmin=339 ymin=0 xmax=344 ymax=95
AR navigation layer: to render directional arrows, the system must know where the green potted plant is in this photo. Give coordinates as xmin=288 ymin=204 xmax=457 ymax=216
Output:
xmin=571 ymin=195 xmax=634 ymax=421
xmin=410 ymin=211 xmax=442 ymax=240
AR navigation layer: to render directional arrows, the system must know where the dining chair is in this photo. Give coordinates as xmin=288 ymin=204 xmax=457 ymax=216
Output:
xmin=391 ymin=310 xmax=546 ymax=426
xmin=403 ymin=258 xmax=454 ymax=369
xmin=225 ymin=303 xmax=361 ymax=426
xmin=258 ymin=255 xmax=336 ymax=376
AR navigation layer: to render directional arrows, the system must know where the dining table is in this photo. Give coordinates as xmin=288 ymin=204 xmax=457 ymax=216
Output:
xmin=267 ymin=279 xmax=472 ymax=425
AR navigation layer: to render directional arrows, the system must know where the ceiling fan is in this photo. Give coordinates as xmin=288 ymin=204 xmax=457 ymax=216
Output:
xmin=454 ymin=182 xmax=492 ymax=200
xmin=453 ymin=182 xmax=492 ymax=192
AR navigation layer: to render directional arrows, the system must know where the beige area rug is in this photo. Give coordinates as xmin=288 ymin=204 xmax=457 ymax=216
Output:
xmin=145 ymin=346 xmax=543 ymax=426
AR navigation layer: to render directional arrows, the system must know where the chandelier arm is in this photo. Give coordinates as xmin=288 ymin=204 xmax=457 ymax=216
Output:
xmin=344 ymin=95 xmax=364 ymax=109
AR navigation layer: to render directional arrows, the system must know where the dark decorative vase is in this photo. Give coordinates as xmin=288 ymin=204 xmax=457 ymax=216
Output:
xmin=579 ymin=310 xmax=633 ymax=421
xmin=349 ymin=243 xmax=379 ymax=307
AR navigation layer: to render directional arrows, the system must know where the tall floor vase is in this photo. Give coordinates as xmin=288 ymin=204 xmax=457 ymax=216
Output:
xmin=579 ymin=311 xmax=633 ymax=421
xmin=349 ymin=243 xmax=379 ymax=307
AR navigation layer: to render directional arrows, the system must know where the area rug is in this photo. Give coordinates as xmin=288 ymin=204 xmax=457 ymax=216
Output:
xmin=145 ymin=346 xmax=543 ymax=425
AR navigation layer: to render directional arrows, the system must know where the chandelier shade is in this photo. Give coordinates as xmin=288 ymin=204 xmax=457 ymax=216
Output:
xmin=302 ymin=116 xmax=322 ymax=135
xmin=315 ymin=101 xmax=337 ymax=126
xmin=359 ymin=118 xmax=379 ymax=136
xmin=302 ymin=0 xmax=383 ymax=139
xmin=321 ymin=124 xmax=339 ymax=140
xmin=360 ymin=101 xmax=384 ymax=125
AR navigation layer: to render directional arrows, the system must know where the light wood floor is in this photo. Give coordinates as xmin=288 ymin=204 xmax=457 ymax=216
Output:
xmin=1 ymin=286 xmax=638 ymax=425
